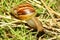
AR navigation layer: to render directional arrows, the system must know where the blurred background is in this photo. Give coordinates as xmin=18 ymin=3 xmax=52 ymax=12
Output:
xmin=0 ymin=0 xmax=60 ymax=40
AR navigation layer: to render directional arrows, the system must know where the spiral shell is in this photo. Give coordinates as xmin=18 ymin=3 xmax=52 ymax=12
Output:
xmin=11 ymin=3 xmax=36 ymax=20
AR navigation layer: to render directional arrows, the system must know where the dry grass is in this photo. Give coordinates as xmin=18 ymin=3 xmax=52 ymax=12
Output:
xmin=0 ymin=0 xmax=60 ymax=40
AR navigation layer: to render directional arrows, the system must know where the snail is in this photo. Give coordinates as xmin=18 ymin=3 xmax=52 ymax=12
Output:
xmin=11 ymin=3 xmax=44 ymax=32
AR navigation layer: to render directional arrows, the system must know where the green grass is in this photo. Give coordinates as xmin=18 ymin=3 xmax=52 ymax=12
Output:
xmin=0 ymin=0 xmax=60 ymax=40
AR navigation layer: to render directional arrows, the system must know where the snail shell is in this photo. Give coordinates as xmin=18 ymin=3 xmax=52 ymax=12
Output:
xmin=11 ymin=3 xmax=36 ymax=20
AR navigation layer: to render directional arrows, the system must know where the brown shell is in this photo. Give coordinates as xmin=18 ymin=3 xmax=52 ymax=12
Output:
xmin=12 ymin=3 xmax=36 ymax=20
